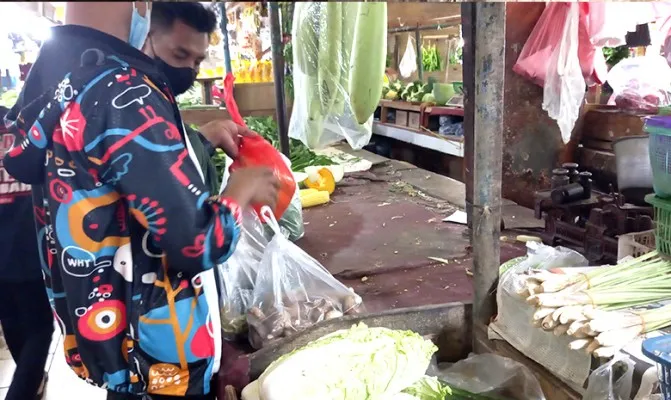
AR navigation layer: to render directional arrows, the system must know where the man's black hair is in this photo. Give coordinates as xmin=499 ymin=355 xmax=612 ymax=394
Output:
xmin=151 ymin=2 xmax=218 ymax=35
xmin=0 ymin=105 xmax=9 ymax=120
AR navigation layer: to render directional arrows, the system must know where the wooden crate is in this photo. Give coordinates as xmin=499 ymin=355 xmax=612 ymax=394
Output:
xmin=582 ymin=109 xmax=647 ymax=142
xmin=395 ymin=110 xmax=409 ymax=127
xmin=408 ymin=111 xmax=421 ymax=130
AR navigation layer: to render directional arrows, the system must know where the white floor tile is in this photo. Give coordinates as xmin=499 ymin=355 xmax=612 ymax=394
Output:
xmin=0 ymin=359 xmax=15 ymax=389
xmin=46 ymin=349 xmax=105 ymax=400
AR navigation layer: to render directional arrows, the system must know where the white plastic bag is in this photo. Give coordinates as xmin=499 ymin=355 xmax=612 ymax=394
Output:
xmin=246 ymin=206 xmax=363 ymax=349
xmin=288 ymin=2 xmax=373 ymax=150
xmin=399 ymin=36 xmax=417 ymax=79
xmin=583 ymin=355 xmax=635 ymax=400
xmin=217 ymin=209 xmax=270 ymax=339
xmin=606 ymin=55 xmax=671 ymax=114
xmin=542 ymin=2 xmax=585 ymax=145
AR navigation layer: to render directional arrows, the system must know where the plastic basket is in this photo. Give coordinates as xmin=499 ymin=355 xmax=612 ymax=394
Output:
xmin=617 ymin=229 xmax=656 ymax=260
xmin=647 ymin=122 xmax=671 ymax=198
xmin=646 ymin=194 xmax=671 ymax=256
xmin=642 ymin=335 xmax=671 ymax=400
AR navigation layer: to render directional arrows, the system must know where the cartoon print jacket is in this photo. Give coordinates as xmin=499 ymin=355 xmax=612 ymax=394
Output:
xmin=3 ymin=41 xmax=240 ymax=395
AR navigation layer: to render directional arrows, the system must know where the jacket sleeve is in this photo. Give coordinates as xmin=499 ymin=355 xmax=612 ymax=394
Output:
xmin=81 ymin=74 xmax=241 ymax=275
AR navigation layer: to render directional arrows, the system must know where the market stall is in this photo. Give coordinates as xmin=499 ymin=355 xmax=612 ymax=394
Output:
xmin=182 ymin=1 xmax=671 ymax=399
xmin=369 ymin=3 xmax=466 ymax=181
xmin=461 ymin=2 xmax=671 ymax=400
xmin=191 ymin=2 xmax=550 ymax=400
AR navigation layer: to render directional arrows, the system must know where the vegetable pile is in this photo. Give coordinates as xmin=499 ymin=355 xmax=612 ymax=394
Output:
xmin=520 ymin=251 xmax=671 ymax=358
xmin=247 ymin=290 xmax=362 ymax=349
xmin=242 ymin=323 xmax=449 ymax=400
xmin=382 ymin=78 xmax=437 ymax=103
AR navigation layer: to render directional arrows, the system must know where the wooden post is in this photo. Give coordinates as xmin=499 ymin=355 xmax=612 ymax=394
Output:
xmin=469 ymin=2 xmax=506 ymax=351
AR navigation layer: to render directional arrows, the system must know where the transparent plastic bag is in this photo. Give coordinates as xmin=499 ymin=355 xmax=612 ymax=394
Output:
xmin=273 ymin=154 xmax=304 ymax=242
xmin=606 ymin=55 xmax=671 ymax=114
xmin=246 ymin=206 xmax=363 ymax=349
xmin=217 ymin=209 xmax=270 ymax=339
xmin=583 ymin=355 xmax=635 ymax=400
xmin=288 ymin=2 xmax=378 ymax=150
xmin=435 ymin=353 xmax=546 ymax=400
xmin=274 ymin=184 xmax=304 ymax=241
xmin=542 ymin=2 xmax=586 ymax=145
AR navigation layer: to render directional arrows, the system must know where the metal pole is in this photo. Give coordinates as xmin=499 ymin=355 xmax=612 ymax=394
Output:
xmin=219 ymin=2 xmax=233 ymax=75
xmin=471 ymin=2 xmax=505 ymax=351
xmin=461 ymin=3 xmax=475 ymax=233
xmin=415 ymin=27 xmax=423 ymax=81
xmin=269 ymin=2 xmax=290 ymax=158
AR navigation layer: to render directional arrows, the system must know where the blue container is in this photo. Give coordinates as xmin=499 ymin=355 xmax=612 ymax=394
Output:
xmin=646 ymin=116 xmax=671 ymax=198
xmin=642 ymin=335 xmax=671 ymax=399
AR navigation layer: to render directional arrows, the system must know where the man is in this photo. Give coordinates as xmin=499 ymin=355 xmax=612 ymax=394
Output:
xmin=4 ymin=2 xmax=279 ymax=399
xmin=143 ymin=2 xmax=225 ymax=194
xmin=0 ymin=105 xmax=52 ymax=400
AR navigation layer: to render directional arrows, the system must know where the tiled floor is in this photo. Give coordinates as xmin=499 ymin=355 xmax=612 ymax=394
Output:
xmin=0 ymin=326 xmax=105 ymax=400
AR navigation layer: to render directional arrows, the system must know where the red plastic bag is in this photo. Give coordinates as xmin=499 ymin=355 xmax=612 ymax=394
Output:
xmin=222 ymin=73 xmax=296 ymax=220
xmin=230 ymin=136 xmax=296 ymax=220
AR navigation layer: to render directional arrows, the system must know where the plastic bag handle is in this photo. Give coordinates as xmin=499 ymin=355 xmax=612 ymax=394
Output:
xmin=260 ymin=205 xmax=282 ymax=236
xmin=223 ymin=73 xmax=246 ymax=128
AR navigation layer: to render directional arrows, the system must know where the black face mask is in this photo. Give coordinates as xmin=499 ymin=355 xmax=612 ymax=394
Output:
xmin=154 ymin=57 xmax=197 ymax=96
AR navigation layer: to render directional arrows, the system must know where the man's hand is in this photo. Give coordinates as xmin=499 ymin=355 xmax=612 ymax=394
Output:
xmin=199 ymin=120 xmax=257 ymax=158
xmin=222 ymin=167 xmax=280 ymax=210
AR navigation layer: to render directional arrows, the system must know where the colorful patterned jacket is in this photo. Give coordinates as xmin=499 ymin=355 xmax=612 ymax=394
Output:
xmin=3 ymin=31 xmax=240 ymax=396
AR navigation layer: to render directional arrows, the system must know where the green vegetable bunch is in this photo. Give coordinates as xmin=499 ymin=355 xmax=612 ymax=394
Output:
xmin=401 ymin=81 xmax=431 ymax=103
xmin=603 ymin=46 xmax=629 ymax=67
xmin=421 ymin=44 xmax=442 ymax=72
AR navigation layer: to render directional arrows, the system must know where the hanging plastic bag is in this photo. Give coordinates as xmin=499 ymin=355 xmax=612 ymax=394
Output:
xmin=513 ymin=4 xmax=571 ymax=87
xmin=606 ymin=55 xmax=671 ymax=114
xmin=399 ymin=36 xmax=418 ymax=79
xmin=583 ymin=354 xmax=635 ymax=400
xmin=246 ymin=206 xmax=363 ymax=349
xmin=514 ymin=4 xmax=605 ymax=88
xmin=217 ymin=209 xmax=270 ymax=339
xmin=289 ymin=2 xmax=382 ymax=150
xmin=542 ymin=2 xmax=585 ymax=145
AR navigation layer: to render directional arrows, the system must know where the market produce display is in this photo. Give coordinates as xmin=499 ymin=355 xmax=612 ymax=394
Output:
xmin=518 ymin=251 xmax=671 ymax=358
xmin=382 ymin=78 xmax=438 ymax=104
xmin=242 ymin=323 xmax=447 ymax=400
xmin=289 ymin=2 xmax=386 ymax=150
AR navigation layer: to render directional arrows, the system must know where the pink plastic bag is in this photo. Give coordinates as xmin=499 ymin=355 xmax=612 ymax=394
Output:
xmin=513 ymin=3 xmax=605 ymax=87
xmin=513 ymin=3 xmax=568 ymax=87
